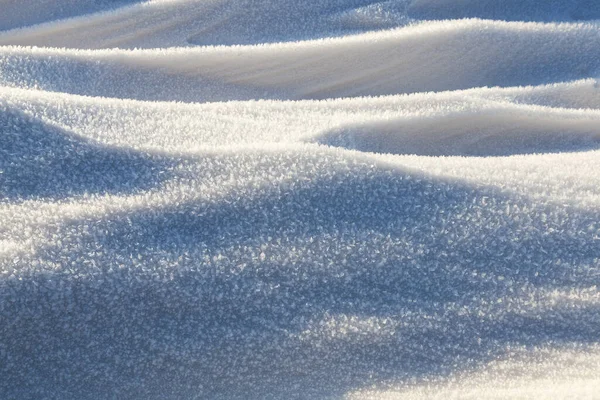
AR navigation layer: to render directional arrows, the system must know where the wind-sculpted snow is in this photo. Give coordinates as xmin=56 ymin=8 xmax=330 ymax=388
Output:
xmin=2 ymin=21 xmax=600 ymax=102
xmin=0 ymin=0 xmax=145 ymax=32
xmin=0 ymin=105 xmax=176 ymax=201
xmin=1 ymin=1 xmax=600 ymax=399
xmin=314 ymin=105 xmax=600 ymax=156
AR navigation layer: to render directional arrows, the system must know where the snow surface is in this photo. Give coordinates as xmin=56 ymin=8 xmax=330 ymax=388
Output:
xmin=1 ymin=1 xmax=600 ymax=399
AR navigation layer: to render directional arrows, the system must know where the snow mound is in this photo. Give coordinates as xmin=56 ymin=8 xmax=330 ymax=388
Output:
xmin=1 ymin=0 xmax=600 ymax=399
xmin=2 ymin=20 xmax=600 ymax=102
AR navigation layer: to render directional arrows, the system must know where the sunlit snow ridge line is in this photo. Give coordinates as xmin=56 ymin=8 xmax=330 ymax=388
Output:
xmin=3 ymin=18 xmax=599 ymax=102
xmin=1 ymin=79 xmax=600 ymax=108
xmin=1 ymin=18 xmax=599 ymax=52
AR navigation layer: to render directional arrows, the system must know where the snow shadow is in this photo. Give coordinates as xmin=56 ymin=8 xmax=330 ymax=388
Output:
xmin=0 ymin=107 xmax=175 ymax=201
xmin=186 ymin=0 xmax=600 ymax=47
xmin=185 ymin=0 xmax=405 ymax=46
xmin=407 ymin=0 xmax=600 ymax=23
xmin=312 ymin=109 xmax=600 ymax=156
xmin=2 ymin=165 xmax=599 ymax=398
xmin=0 ymin=0 xmax=147 ymax=32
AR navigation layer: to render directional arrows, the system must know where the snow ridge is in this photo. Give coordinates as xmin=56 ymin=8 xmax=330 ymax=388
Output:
xmin=1 ymin=1 xmax=600 ymax=399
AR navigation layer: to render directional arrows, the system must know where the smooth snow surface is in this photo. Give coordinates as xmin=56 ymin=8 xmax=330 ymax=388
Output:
xmin=1 ymin=1 xmax=600 ymax=399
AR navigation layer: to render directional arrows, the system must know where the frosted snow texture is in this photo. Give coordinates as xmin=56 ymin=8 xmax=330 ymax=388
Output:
xmin=1 ymin=1 xmax=600 ymax=399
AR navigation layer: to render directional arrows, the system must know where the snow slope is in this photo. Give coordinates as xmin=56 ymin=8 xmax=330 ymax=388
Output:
xmin=1 ymin=1 xmax=600 ymax=399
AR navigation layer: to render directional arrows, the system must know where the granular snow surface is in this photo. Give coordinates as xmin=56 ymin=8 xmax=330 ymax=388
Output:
xmin=1 ymin=1 xmax=600 ymax=399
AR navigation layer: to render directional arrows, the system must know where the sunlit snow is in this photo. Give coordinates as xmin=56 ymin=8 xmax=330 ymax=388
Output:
xmin=1 ymin=1 xmax=600 ymax=399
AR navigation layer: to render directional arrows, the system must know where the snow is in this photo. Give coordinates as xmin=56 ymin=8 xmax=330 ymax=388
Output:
xmin=1 ymin=1 xmax=600 ymax=399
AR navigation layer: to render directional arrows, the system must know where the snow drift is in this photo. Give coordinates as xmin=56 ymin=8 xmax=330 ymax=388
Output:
xmin=1 ymin=1 xmax=600 ymax=399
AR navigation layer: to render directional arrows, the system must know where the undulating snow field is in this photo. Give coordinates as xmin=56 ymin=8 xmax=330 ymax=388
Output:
xmin=1 ymin=1 xmax=600 ymax=399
